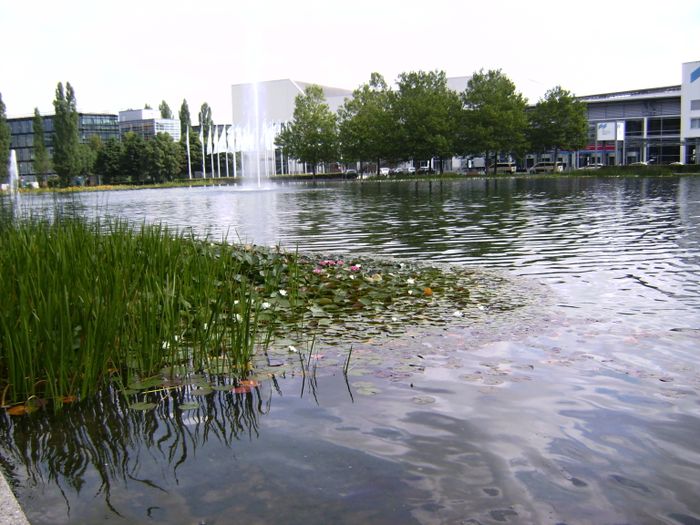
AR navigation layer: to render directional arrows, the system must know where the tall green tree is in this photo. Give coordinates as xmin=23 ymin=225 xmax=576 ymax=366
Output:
xmin=460 ymin=69 xmax=529 ymax=173
xmin=120 ymin=132 xmax=149 ymax=183
xmin=528 ymin=86 xmax=588 ymax=165
xmin=0 ymin=93 xmax=10 ymax=182
xmin=159 ymin=100 xmax=173 ymax=119
xmin=146 ymin=133 xmax=183 ymax=183
xmin=52 ymin=82 xmax=81 ymax=186
xmin=78 ymin=134 xmax=103 ymax=182
xmin=198 ymin=103 xmax=213 ymax=142
xmin=275 ymin=85 xmax=338 ymax=177
xmin=392 ymin=70 xmax=461 ymax=172
xmin=32 ymin=108 xmax=51 ymax=182
xmin=338 ymin=72 xmax=395 ymax=172
xmin=95 ymin=138 xmax=125 ymax=184
xmin=179 ymin=99 xmax=191 ymax=138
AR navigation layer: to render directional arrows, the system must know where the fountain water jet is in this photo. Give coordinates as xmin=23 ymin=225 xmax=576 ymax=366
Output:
xmin=2 ymin=149 xmax=20 ymax=204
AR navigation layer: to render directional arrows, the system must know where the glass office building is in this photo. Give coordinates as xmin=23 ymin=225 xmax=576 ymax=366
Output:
xmin=7 ymin=113 xmax=119 ymax=177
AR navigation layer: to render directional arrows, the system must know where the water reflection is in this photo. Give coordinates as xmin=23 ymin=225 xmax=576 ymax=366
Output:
xmin=0 ymin=383 xmax=267 ymax=515
xmin=5 ymin=176 xmax=700 ymax=524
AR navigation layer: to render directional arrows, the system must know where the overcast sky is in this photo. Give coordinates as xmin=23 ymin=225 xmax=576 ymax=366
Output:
xmin=2 ymin=0 xmax=699 ymax=121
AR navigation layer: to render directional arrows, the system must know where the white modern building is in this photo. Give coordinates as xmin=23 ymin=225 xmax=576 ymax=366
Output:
xmin=230 ymin=79 xmax=353 ymax=177
xmin=681 ymin=60 xmax=700 ymax=163
xmin=118 ymin=109 xmax=181 ymax=142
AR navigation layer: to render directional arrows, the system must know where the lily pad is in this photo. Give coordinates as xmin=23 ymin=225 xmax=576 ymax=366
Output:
xmin=178 ymin=402 xmax=199 ymax=410
xmin=190 ymin=387 xmax=213 ymax=396
xmin=352 ymin=381 xmax=381 ymax=396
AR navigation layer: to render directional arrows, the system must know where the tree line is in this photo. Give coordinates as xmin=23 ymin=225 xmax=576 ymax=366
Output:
xmin=1 ymin=70 xmax=587 ymax=186
xmin=277 ymin=69 xmax=588 ymax=175
xmin=0 ymin=83 xmax=220 ymax=186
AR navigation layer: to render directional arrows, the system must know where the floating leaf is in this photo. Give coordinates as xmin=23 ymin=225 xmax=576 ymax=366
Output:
xmin=179 ymin=402 xmax=199 ymax=410
xmin=6 ymin=405 xmax=29 ymax=416
xmin=352 ymin=381 xmax=381 ymax=396
xmin=129 ymin=402 xmax=157 ymax=411
xmin=191 ymin=387 xmax=213 ymax=396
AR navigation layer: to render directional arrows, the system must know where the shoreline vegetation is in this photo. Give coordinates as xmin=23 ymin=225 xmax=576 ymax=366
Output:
xmin=0 ymin=208 xmax=528 ymax=415
xmin=6 ymin=165 xmax=700 ymax=194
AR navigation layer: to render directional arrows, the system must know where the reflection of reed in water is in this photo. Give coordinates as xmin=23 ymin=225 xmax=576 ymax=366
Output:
xmin=0 ymin=382 xmax=269 ymax=516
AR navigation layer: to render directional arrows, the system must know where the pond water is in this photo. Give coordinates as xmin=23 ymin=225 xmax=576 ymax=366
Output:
xmin=3 ymin=175 xmax=700 ymax=524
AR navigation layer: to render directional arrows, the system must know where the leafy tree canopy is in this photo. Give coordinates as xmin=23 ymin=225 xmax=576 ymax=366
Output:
xmin=52 ymin=82 xmax=81 ymax=185
xmin=159 ymin=100 xmax=173 ymax=119
xmin=338 ymin=72 xmax=395 ymax=167
xmin=275 ymin=85 xmax=338 ymax=176
xmin=32 ymin=108 xmax=51 ymax=179
xmin=460 ymin=69 xmax=529 ymax=167
xmin=393 ymin=70 xmax=462 ymax=168
xmin=0 ymin=93 xmax=10 ymax=181
xmin=179 ymin=99 xmax=191 ymax=139
xmin=528 ymin=86 xmax=588 ymax=159
xmin=198 ymin=103 xmax=213 ymax=142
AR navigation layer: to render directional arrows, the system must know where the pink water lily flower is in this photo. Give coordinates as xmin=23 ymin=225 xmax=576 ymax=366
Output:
xmin=313 ymin=267 xmax=324 ymax=274
xmin=349 ymin=265 xmax=361 ymax=272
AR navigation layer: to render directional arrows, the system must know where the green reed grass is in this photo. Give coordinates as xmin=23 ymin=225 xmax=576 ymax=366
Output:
xmin=0 ymin=213 xmax=283 ymax=407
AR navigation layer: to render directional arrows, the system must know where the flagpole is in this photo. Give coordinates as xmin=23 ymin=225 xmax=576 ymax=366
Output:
xmin=224 ymin=125 xmax=230 ymax=178
xmin=232 ymin=126 xmax=238 ymax=179
xmin=209 ymin=126 xmax=215 ymax=178
xmin=216 ymin=126 xmax=222 ymax=178
xmin=186 ymin=126 xmax=192 ymax=179
xmin=200 ymin=127 xmax=206 ymax=179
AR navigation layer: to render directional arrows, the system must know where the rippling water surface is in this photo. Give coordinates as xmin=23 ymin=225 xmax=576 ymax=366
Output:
xmin=5 ymin=175 xmax=700 ymax=524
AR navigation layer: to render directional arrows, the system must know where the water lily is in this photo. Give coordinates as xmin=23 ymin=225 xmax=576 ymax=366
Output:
xmin=407 ymin=278 xmax=415 ymax=285
xmin=288 ymin=345 xmax=298 ymax=353
xmin=261 ymin=302 xmax=271 ymax=310
xmin=313 ymin=267 xmax=324 ymax=274
xmin=453 ymin=310 xmax=463 ymax=317
xmin=279 ymin=289 xmax=287 ymax=296
xmin=350 ymin=265 xmax=361 ymax=272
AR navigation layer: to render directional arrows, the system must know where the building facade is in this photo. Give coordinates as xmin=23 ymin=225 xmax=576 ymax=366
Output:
xmin=7 ymin=113 xmax=119 ymax=178
xmin=118 ymin=109 xmax=181 ymax=142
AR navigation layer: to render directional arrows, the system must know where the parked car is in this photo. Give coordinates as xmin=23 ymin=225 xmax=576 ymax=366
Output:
xmin=417 ymin=166 xmax=431 ymax=174
xmin=379 ymin=167 xmax=390 ymax=176
xmin=628 ymin=161 xmax=648 ymax=167
xmin=344 ymin=169 xmax=358 ymax=178
xmin=580 ymin=163 xmax=604 ymax=170
xmin=529 ymin=162 xmax=564 ymax=174
xmin=406 ymin=166 xmax=416 ymax=174
xmin=488 ymin=162 xmax=517 ymax=174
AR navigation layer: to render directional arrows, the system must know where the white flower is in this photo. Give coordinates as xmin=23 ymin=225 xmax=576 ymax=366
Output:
xmin=234 ymin=314 xmax=243 ymax=322
xmin=453 ymin=310 xmax=463 ymax=317
xmin=288 ymin=345 xmax=298 ymax=353
xmin=407 ymin=278 xmax=415 ymax=285
xmin=477 ymin=305 xmax=485 ymax=311
xmin=261 ymin=302 xmax=271 ymax=310
xmin=408 ymin=290 xmax=413 ymax=295
xmin=279 ymin=289 xmax=288 ymax=296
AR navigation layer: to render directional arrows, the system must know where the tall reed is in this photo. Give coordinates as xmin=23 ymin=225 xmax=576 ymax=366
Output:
xmin=0 ymin=213 xmax=283 ymax=407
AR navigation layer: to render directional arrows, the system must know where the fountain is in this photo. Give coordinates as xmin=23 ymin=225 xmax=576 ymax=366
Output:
xmin=2 ymin=150 xmax=20 ymax=209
